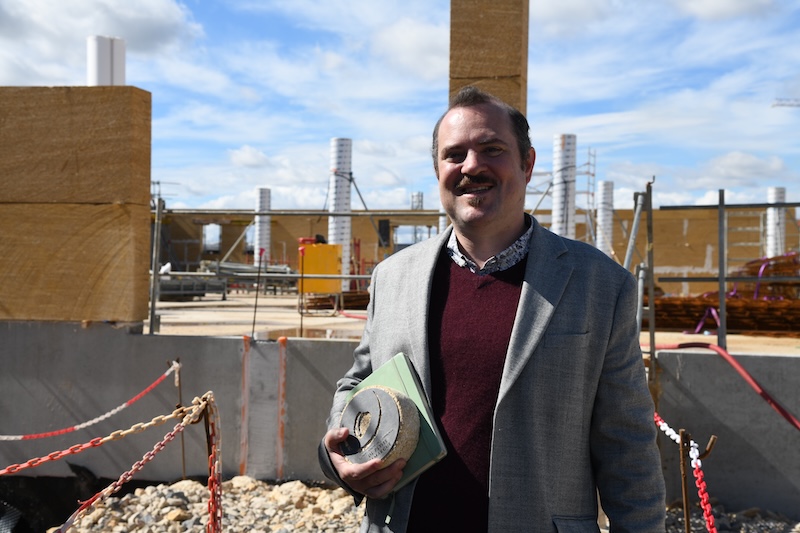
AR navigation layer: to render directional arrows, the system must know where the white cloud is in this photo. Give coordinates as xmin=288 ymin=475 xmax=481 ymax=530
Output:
xmin=530 ymin=0 xmax=620 ymax=38
xmin=229 ymin=145 xmax=270 ymax=167
xmin=690 ymin=188 xmax=762 ymax=205
xmin=140 ymin=57 xmax=234 ymax=98
xmin=688 ymin=151 xmax=788 ymax=188
xmin=0 ymin=0 xmax=201 ymax=85
xmin=231 ymin=0 xmax=448 ymax=37
xmin=670 ymin=0 xmax=776 ymax=20
xmin=371 ymin=17 xmax=448 ymax=82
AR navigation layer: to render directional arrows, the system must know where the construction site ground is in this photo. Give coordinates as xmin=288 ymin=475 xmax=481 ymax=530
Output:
xmin=150 ymin=292 xmax=800 ymax=356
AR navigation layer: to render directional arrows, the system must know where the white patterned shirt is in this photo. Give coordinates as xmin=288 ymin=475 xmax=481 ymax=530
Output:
xmin=445 ymin=215 xmax=533 ymax=275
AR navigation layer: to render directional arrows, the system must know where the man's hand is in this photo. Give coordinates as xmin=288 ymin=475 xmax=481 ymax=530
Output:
xmin=323 ymin=427 xmax=406 ymax=499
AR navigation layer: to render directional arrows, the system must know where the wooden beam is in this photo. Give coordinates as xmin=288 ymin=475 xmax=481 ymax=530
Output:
xmin=449 ymin=0 xmax=529 ymax=113
xmin=0 ymin=87 xmax=151 ymax=322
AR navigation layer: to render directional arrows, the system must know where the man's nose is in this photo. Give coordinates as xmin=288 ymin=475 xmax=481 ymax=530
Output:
xmin=461 ymin=149 xmax=485 ymax=176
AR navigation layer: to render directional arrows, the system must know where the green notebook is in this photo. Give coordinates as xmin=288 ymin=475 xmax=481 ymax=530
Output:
xmin=344 ymin=352 xmax=447 ymax=491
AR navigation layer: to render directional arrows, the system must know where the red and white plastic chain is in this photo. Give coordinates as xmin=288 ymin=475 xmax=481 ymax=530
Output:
xmin=0 ymin=360 xmax=181 ymax=441
xmin=55 ymin=393 xmax=211 ymax=532
xmin=690 ymin=442 xmax=716 ymax=532
xmin=0 ymin=406 xmax=190 ymax=476
xmin=654 ymin=413 xmax=717 ymax=533
xmin=206 ymin=394 xmax=223 ymax=533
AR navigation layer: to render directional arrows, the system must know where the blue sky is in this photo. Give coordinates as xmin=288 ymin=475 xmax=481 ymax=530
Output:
xmin=2 ymin=0 xmax=799 ymax=215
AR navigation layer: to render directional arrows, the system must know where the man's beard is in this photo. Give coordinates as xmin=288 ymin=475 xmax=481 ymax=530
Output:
xmin=456 ymin=175 xmax=492 ymax=208
xmin=466 ymin=196 xmax=483 ymax=208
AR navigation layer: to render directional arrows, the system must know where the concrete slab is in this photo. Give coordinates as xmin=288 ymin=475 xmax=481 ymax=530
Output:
xmin=151 ymin=293 xmax=366 ymax=339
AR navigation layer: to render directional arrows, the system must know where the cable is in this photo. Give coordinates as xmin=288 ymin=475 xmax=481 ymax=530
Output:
xmin=652 ymin=342 xmax=800 ymax=432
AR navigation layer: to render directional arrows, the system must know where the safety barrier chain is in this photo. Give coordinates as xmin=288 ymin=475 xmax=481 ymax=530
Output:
xmin=0 ymin=360 xmax=181 ymax=441
xmin=54 ymin=392 xmax=218 ymax=533
xmin=205 ymin=395 xmax=223 ymax=532
xmin=0 ymin=405 xmax=190 ymax=476
xmin=654 ymin=412 xmax=717 ymax=533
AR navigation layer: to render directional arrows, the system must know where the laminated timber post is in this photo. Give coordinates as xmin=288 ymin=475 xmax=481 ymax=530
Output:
xmin=0 ymin=87 xmax=152 ymax=323
xmin=449 ymin=0 xmax=529 ymax=113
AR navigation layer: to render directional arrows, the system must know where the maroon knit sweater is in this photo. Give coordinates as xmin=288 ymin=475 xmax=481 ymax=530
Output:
xmin=406 ymin=252 xmax=526 ymax=532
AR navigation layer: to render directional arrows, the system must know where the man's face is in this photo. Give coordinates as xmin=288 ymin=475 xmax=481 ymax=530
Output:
xmin=435 ymin=103 xmax=534 ymax=233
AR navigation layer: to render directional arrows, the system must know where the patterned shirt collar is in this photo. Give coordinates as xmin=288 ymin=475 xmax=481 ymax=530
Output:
xmin=446 ymin=215 xmax=533 ymax=275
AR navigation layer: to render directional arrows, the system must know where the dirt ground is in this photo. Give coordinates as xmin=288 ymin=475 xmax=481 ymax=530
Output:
xmin=151 ymin=292 xmax=800 ymax=355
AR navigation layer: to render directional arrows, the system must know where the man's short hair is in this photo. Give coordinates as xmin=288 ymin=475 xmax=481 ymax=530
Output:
xmin=431 ymin=86 xmax=532 ymax=174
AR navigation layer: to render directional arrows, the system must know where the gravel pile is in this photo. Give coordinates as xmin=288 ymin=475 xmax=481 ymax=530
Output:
xmin=54 ymin=476 xmax=800 ymax=532
xmin=664 ymin=505 xmax=800 ymax=533
xmin=59 ymin=476 xmax=364 ymax=533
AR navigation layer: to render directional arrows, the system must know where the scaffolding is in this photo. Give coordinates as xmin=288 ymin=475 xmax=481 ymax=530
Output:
xmin=652 ymin=193 xmax=800 ymax=348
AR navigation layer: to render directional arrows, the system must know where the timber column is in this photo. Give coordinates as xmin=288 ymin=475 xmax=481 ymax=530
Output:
xmin=449 ymin=0 xmax=529 ymax=113
xmin=0 ymin=86 xmax=151 ymax=322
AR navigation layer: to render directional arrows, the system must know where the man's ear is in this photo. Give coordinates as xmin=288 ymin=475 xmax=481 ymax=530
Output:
xmin=525 ymin=147 xmax=536 ymax=183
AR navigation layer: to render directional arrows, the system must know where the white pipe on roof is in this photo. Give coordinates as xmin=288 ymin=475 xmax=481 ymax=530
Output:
xmin=551 ymin=134 xmax=577 ymax=239
xmin=596 ymin=180 xmax=614 ymax=258
xmin=328 ymin=138 xmax=352 ymax=291
xmin=766 ymin=186 xmax=786 ymax=258
xmin=255 ymin=188 xmax=271 ymax=266
xmin=87 ymin=36 xmax=125 ymax=86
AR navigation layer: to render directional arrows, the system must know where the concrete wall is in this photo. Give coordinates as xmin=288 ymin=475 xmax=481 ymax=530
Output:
xmin=241 ymin=336 xmax=356 ymax=482
xmin=656 ymin=350 xmax=800 ymax=520
xmin=0 ymin=322 xmax=249 ymax=481
xmin=2 ymin=323 xmax=798 ymax=520
xmin=0 ymin=322 xmax=356 ymax=484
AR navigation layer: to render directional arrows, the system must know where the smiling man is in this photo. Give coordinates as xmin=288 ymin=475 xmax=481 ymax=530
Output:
xmin=320 ymin=86 xmax=666 ymax=532
xmin=433 ymin=87 xmax=535 ymax=269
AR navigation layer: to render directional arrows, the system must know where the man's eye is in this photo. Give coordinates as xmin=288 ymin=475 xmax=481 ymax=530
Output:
xmin=445 ymin=152 xmax=465 ymax=162
xmin=484 ymin=146 xmax=503 ymax=155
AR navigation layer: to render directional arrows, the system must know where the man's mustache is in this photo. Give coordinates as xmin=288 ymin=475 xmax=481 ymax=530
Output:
xmin=455 ymin=175 xmax=495 ymax=190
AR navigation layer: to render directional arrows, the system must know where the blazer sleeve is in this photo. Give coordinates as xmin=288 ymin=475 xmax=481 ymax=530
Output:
xmin=591 ymin=272 xmax=666 ymax=530
xmin=317 ymin=265 xmax=382 ymax=501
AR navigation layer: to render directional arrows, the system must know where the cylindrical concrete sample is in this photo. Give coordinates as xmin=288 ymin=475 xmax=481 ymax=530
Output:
xmin=339 ymin=386 xmax=420 ymax=467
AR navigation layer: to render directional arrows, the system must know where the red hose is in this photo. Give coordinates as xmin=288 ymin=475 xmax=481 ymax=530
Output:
xmin=652 ymin=342 xmax=800 ymax=432
xmin=338 ymin=310 xmax=367 ymax=320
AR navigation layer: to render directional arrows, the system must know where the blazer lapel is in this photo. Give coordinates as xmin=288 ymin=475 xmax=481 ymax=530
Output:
xmin=498 ymin=220 xmax=573 ymax=403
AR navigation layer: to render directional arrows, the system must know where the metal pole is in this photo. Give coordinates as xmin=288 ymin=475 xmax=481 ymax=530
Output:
xmin=251 ymin=249 xmax=264 ymax=339
xmin=528 ymin=179 xmax=554 ymax=215
xmin=220 ymin=221 xmax=253 ymax=264
xmin=298 ymin=247 xmax=305 ymax=337
xmin=679 ymin=430 xmax=691 ymax=533
xmin=148 ymin=198 xmax=164 ymax=335
xmin=173 ymin=358 xmax=186 ymax=480
xmin=718 ymin=190 xmax=727 ymax=350
xmin=347 ymin=172 xmax=387 ymax=247
xmin=636 ymin=264 xmax=646 ymax=332
xmin=623 ymin=192 xmax=644 ymax=270
xmin=645 ymin=180 xmax=657 ymax=379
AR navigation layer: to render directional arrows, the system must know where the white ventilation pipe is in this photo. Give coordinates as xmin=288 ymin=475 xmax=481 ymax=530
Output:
xmin=87 ymin=36 xmax=125 ymax=86
xmin=596 ymin=181 xmax=614 ymax=258
xmin=254 ymin=188 xmax=271 ymax=267
xmin=411 ymin=192 xmax=423 ymax=243
xmin=766 ymin=186 xmax=786 ymax=258
xmin=551 ymin=134 xmax=577 ymax=239
xmin=328 ymin=138 xmax=352 ymax=291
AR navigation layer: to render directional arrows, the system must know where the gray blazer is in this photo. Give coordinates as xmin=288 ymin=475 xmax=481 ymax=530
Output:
xmin=322 ymin=218 xmax=665 ymax=532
